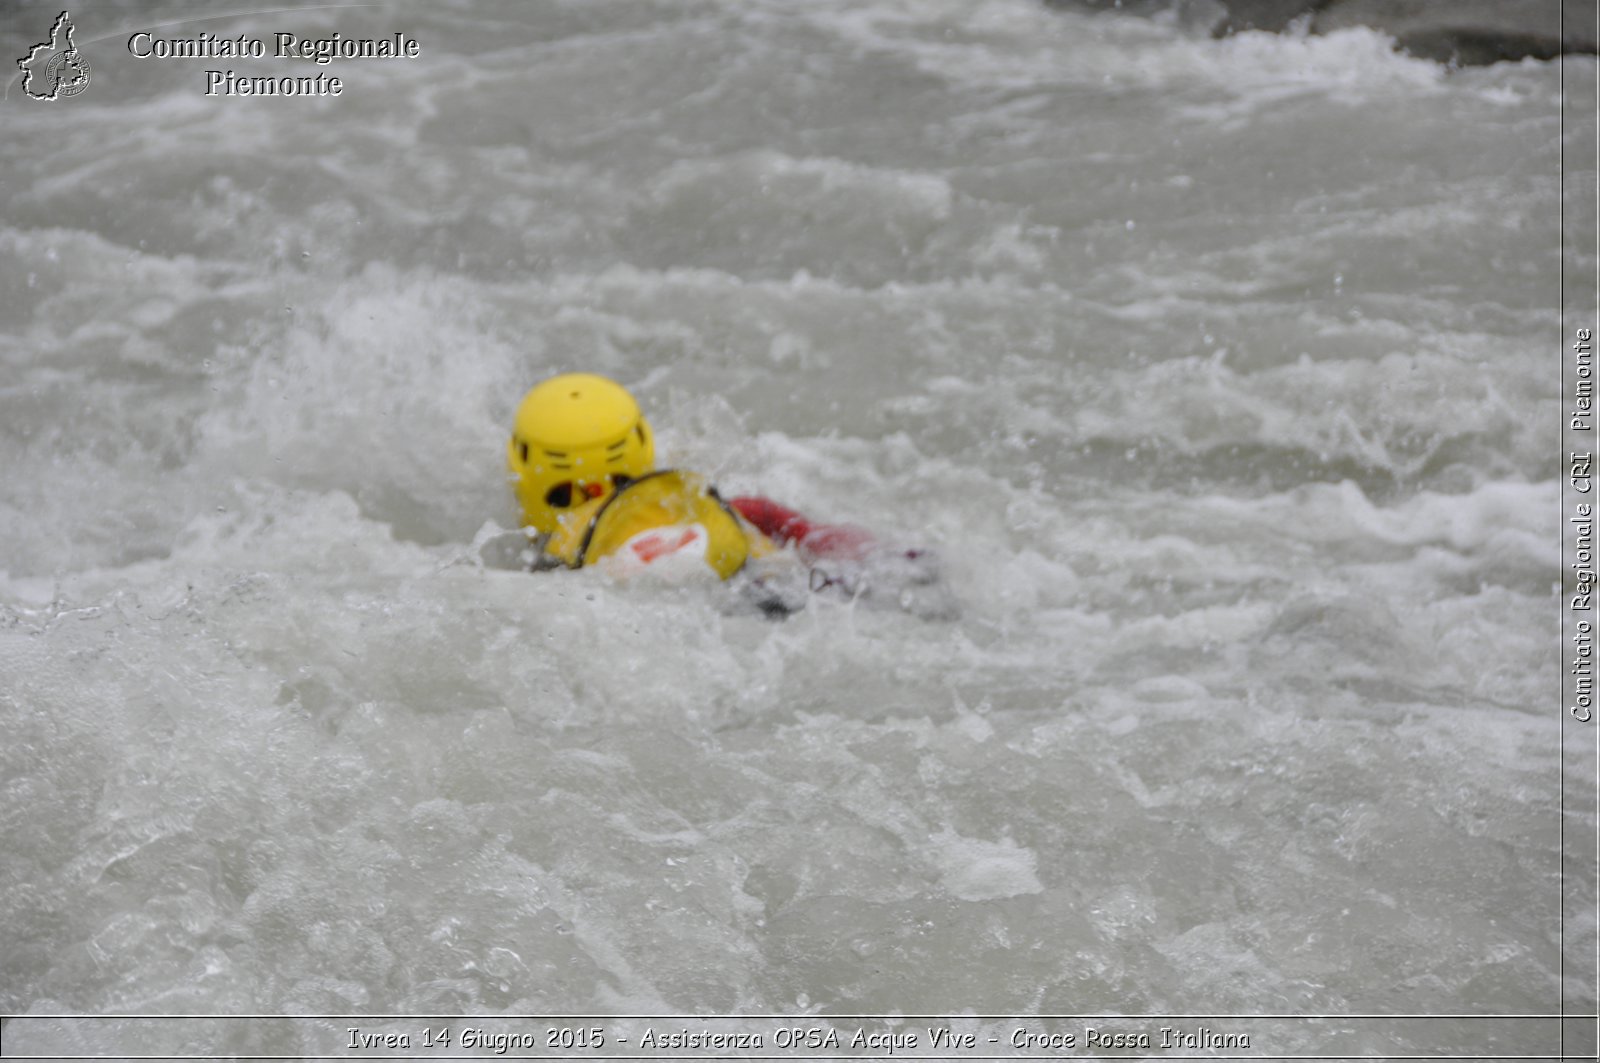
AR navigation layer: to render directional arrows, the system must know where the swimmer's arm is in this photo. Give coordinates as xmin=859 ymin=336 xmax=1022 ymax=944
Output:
xmin=727 ymin=496 xmax=877 ymax=561
xmin=476 ymin=529 xmax=566 ymax=571
xmin=529 ymin=543 xmax=568 ymax=571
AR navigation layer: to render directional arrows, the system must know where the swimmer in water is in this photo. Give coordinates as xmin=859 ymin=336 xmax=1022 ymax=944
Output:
xmin=499 ymin=372 xmax=952 ymax=618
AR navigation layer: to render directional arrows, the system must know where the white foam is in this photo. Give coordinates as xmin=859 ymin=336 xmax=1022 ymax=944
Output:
xmin=930 ymin=831 xmax=1044 ymax=902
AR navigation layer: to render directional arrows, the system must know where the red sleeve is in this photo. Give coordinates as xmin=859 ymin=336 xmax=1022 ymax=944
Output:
xmin=728 ymin=496 xmax=812 ymax=543
xmin=729 ymin=496 xmax=877 ymax=562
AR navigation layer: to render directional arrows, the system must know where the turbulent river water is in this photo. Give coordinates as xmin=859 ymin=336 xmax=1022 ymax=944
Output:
xmin=1 ymin=0 xmax=1593 ymax=1058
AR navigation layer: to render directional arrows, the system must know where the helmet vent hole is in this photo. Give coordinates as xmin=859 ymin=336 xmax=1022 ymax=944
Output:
xmin=544 ymin=482 xmax=573 ymax=509
xmin=519 ymin=442 xmax=529 ymax=463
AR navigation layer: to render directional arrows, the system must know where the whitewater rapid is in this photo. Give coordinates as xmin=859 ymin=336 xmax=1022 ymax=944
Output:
xmin=0 ymin=0 xmax=1590 ymax=1057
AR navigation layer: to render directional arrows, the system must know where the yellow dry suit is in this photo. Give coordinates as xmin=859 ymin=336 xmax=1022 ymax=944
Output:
xmin=543 ymin=470 xmax=774 ymax=580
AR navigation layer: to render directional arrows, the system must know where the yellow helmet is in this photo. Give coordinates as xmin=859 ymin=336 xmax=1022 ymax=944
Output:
xmin=507 ymin=373 xmax=655 ymax=533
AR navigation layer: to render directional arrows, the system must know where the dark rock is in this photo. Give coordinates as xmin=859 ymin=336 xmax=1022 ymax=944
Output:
xmin=1045 ymin=0 xmax=1599 ymax=64
xmin=1212 ymin=0 xmax=1329 ymax=34
xmin=1313 ymin=0 xmax=1598 ymax=65
xmin=1040 ymin=0 xmax=1234 ymax=31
